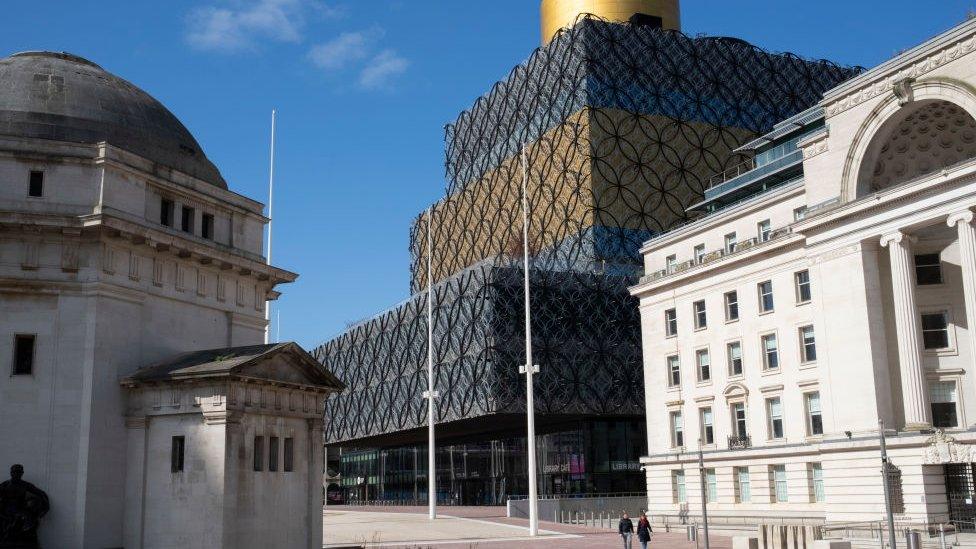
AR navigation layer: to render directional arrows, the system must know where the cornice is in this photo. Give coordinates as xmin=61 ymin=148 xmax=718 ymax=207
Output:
xmin=823 ymin=20 xmax=976 ymax=117
xmin=638 ymin=182 xmax=803 ymax=254
xmin=630 ymin=232 xmax=804 ymax=298
xmin=795 ymin=158 xmax=976 ymax=238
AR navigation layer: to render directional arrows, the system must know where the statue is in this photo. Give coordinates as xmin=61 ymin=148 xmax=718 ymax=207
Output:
xmin=0 ymin=465 xmax=49 ymax=548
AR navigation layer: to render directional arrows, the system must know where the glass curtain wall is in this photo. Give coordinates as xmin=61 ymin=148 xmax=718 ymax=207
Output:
xmin=336 ymin=419 xmax=646 ymax=505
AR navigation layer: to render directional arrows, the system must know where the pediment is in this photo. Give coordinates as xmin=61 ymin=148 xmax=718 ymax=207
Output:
xmin=235 ymin=344 xmax=344 ymax=390
xmin=723 ymin=382 xmax=749 ymax=399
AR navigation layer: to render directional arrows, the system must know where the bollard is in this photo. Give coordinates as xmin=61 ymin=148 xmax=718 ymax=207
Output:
xmin=589 ymin=511 xmax=594 ymax=527
xmin=554 ymin=509 xmax=559 ymax=524
xmin=905 ymin=528 xmax=921 ymax=549
xmin=939 ymin=523 xmax=947 ymax=549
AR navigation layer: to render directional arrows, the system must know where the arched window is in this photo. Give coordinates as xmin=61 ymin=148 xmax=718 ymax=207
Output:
xmin=856 ymin=99 xmax=976 ymax=197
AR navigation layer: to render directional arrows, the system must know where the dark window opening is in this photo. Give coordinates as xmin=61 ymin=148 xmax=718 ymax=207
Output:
xmin=933 ymin=402 xmax=958 ymax=428
xmin=915 ymin=254 xmax=943 ymax=285
xmin=160 ymin=199 xmax=175 ymax=227
xmin=269 ymin=436 xmax=279 ymax=472
xmin=28 ymin=171 xmax=44 ymax=197
xmin=181 ymin=206 xmax=195 ymax=234
xmin=13 ymin=334 xmax=35 ymax=375
xmin=171 ymin=436 xmax=185 ymax=473
xmin=253 ymin=436 xmax=264 ymax=471
xmin=922 ymin=312 xmax=950 ymax=349
xmin=202 ymin=214 xmax=215 ymax=240
xmin=284 ymin=438 xmax=294 ymax=472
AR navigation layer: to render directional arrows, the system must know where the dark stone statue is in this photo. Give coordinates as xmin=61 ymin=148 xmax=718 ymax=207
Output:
xmin=0 ymin=465 xmax=49 ymax=548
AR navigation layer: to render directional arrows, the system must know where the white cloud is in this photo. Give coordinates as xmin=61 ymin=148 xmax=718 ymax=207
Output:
xmin=186 ymin=0 xmax=336 ymax=52
xmin=358 ymin=49 xmax=409 ymax=90
xmin=307 ymin=28 xmax=382 ymax=70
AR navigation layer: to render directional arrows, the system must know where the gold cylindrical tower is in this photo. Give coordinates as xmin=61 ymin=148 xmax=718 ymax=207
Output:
xmin=541 ymin=0 xmax=681 ymax=44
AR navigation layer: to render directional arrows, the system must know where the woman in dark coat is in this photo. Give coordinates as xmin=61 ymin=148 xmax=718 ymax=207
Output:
xmin=636 ymin=512 xmax=653 ymax=549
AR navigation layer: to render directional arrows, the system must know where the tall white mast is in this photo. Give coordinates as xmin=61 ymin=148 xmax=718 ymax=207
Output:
xmin=520 ymin=148 xmax=539 ymax=536
xmin=264 ymin=109 xmax=277 ymax=344
xmin=425 ymin=207 xmax=438 ymax=520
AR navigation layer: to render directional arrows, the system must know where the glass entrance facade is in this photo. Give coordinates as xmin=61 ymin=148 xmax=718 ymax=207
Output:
xmin=336 ymin=418 xmax=646 ymax=506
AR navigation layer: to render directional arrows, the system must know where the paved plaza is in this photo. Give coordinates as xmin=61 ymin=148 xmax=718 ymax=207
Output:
xmin=323 ymin=506 xmax=733 ymax=548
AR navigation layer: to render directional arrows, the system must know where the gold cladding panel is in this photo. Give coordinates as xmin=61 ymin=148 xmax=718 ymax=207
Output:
xmin=541 ymin=0 xmax=681 ymax=44
xmin=414 ymin=108 xmax=755 ymax=289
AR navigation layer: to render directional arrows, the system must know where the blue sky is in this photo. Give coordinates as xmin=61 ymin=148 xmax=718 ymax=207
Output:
xmin=3 ymin=1 xmax=974 ymax=348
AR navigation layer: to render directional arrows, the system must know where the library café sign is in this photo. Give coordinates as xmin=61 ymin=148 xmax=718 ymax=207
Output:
xmin=923 ymin=430 xmax=976 ymax=464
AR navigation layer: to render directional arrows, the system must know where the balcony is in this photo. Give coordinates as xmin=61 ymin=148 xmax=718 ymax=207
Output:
xmin=728 ymin=435 xmax=751 ymax=450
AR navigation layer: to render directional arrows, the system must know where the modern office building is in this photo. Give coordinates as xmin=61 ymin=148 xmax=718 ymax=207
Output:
xmin=316 ymin=0 xmax=858 ymax=505
xmin=631 ymin=16 xmax=976 ymax=528
xmin=0 ymin=51 xmax=342 ymax=548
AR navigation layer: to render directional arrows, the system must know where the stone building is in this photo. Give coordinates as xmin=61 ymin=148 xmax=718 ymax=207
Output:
xmin=631 ymin=16 xmax=976 ymax=529
xmin=0 ymin=51 xmax=341 ymax=548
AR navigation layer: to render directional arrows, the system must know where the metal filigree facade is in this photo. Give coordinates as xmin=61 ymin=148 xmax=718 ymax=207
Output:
xmin=315 ymin=16 xmax=861 ymax=446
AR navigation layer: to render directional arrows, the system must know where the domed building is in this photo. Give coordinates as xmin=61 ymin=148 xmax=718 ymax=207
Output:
xmin=0 ymin=51 xmax=341 ymax=548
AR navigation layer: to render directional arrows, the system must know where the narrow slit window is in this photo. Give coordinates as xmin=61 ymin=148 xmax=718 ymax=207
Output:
xmin=160 ymin=199 xmax=174 ymax=227
xmin=202 ymin=214 xmax=215 ymax=240
xmin=181 ymin=206 xmax=195 ymax=234
xmin=283 ymin=438 xmax=294 ymax=472
xmin=253 ymin=436 xmax=264 ymax=471
xmin=12 ymin=334 xmax=35 ymax=375
xmin=171 ymin=436 xmax=185 ymax=473
xmin=28 ymin=170 xmax=44 ymax=197
xmin=269 ymin=436 xmax=279 ymax=472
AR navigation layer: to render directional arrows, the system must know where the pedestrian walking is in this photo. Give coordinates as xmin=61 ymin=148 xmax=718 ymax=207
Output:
xmin=636 ymin=512 xmax=653 ymax=549
xmin=618 ymin=511 xmax=635 ymax=549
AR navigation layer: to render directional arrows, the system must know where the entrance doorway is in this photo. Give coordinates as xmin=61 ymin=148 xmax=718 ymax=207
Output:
xmin=945 ymin=463 xmax=976 ymax=531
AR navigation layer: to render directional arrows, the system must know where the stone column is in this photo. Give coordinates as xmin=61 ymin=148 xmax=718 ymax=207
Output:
xmin=122 ymin=416 xmax=148 ymax=549
xmin=949 ymin=210 xmax=976 ymax=399
xmin=881 ymin=231 xmax=931 ymax=430
xmin=307 ymin=417 xmax=325 ymax=549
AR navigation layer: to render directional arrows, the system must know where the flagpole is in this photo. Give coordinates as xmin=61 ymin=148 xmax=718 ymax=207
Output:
xmin=264 ymin=109 xmax=277 ymax=344
xmin=426 ymin=207 xmax=437 ymax=520
xmin=520 ymin=148 xmax=539 ymax=537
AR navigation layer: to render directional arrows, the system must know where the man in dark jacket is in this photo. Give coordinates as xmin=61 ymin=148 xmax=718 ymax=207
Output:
xmin=618 ymin=512 xmax=635 ymax=549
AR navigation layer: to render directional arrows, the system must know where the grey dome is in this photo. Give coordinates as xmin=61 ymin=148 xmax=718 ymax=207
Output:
xmin=0 ymin=51 xmax=227 ymax=188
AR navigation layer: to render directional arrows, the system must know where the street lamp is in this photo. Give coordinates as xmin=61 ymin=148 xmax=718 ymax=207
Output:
xmin=879 ymin=419 xmax=897 ymax=549
xmin=425 ymin=207 xmax=439 ymax=520
xmin=697 ymin=439 xmax=711 ymax=549
xmin=520 ymin=147 xmax=540 ymax=536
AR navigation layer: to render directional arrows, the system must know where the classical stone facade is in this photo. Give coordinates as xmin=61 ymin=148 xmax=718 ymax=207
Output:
xmin=631 ymin=16 xmax=976 ymax=529
xmin=0 ymin=51 xmax=338 ymax=548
